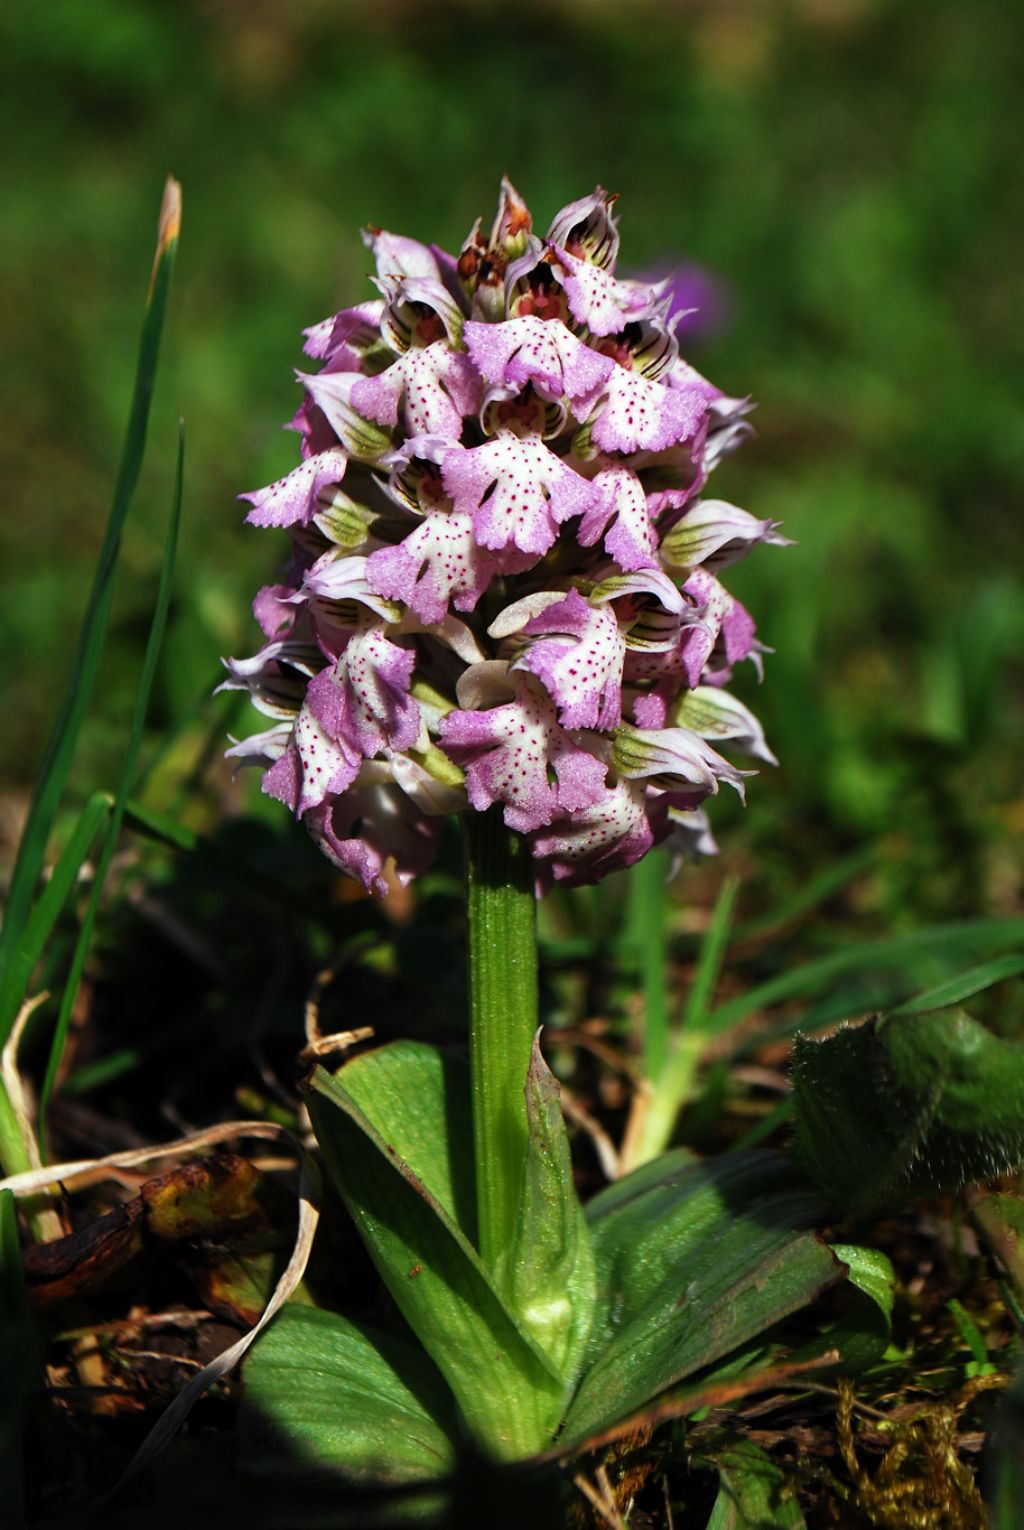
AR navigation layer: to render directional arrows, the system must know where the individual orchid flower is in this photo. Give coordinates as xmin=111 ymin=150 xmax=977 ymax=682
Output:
xmin=225 ymin=182 xmax=786 ymax=893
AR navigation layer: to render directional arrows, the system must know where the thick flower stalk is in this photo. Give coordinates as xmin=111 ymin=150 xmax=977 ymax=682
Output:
xmin=223 ymin=182 xmax=787 ymax=894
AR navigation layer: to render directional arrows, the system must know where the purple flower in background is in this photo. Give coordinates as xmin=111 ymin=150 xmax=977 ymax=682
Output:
xmin=631 ymin=262 xmax=733 ymax=345
xmin=222 ymin=182 xmax=786 ymax=894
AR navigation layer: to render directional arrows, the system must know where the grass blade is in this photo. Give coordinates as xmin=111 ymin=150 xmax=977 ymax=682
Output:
xmin=40 ymin=427 xmax=185 ymax=1121
xmin=730 ymin=842 xmax=877 ymax=944
xmin=625 ymin=849 xmax=670 ymax=1078
xmin=681 ymin=874 xmax=741 ymax=1032
xmin=705 ymin=916 xmax=1024 ymax=1040
xmin=0 ymin=180 xmax=181 ymax=1034
xmin=627 ymin=877 xmax=741 ymax=1168
xmin=0 ymin=791 xmax=112 ymax=1040
xmin=891 ymin=954 xmax=1024 ymax=1016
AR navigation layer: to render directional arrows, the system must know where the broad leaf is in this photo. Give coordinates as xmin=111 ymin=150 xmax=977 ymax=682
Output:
xmin=702 ymin=1439 xmax=805 ymax=1528
xmin=583 ymin=1150 xmax=818 ymax=1350
xmin=309 ymin=1057 xmax=564 ymax=1460
xmin=792 ymin=1005 xmax=1024 ymax=1220
xmin=497 ymin=1038 xmax=595 ymax=1382
xmin=562 ymin=1151 xmax=842 ymax=1441
xmin=789 ymin=1243 xmax=896 ymax=1373
xmin=333 ymin=1041 xmax=476 ymax=1241
xmin=240 ymin=1303 xmax=457 ymax=1485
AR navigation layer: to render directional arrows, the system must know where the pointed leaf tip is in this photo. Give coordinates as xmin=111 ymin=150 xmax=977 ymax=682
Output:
xmin=150 ymin=177 xmax=182 ymax=290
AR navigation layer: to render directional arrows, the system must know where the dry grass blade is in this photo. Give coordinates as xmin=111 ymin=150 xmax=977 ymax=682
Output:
xmin=550 ymin=1351 xmax=841 ymax=1463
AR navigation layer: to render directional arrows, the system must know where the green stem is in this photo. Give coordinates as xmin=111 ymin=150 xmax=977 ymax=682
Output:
xmin=463 ymin=809 xmax=538 ymax=1273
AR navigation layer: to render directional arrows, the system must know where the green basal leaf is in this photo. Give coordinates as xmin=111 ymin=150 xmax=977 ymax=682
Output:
xmin=333 ymin=1041 xmax=476 ymax=1242
xmin=702 ymin=1439 xmax=806 ymax=1529
xmin=561 ymin=1151 xmax=842 ymax=1442
xmin=792 ymin=1004 xmax=1024 ymax=1221
xmin=583 ymin=1150 xmax=816 ymax=1351
xmin=309 ymin=1057 xmax=564 ymax=1461
xmin=240 ymin=1303 xmax=458 ymax=1485
xmin=496 ymin=1037 xmax=595 ymax=1384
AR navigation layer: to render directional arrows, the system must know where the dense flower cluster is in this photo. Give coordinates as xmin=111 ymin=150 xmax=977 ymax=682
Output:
xmin=223 ymin=182 xmax=787 ymax=894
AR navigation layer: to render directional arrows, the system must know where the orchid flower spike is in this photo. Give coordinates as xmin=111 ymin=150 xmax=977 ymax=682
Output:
xmin=223 ymin=183 xmax=787 ymax=894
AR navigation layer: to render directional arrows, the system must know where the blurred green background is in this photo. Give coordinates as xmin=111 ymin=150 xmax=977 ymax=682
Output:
xmin=2 ymin=0 xmax=1022 ymax=925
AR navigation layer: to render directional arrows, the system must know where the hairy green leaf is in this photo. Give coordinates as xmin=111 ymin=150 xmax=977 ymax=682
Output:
xmin=792 ymin=1005 xmax=1024 ymax=1220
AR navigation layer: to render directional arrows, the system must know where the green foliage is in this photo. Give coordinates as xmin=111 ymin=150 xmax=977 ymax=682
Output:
xmin=263 ymin=1053 xmax=849 ymax=1477
xmin=563 ymin=1151 xmax=841 ymax=1442
xmin=702 ymin=1438 xmax=806 ymax=1529
xmin=496 ymin=1038 xmax=595 ymax=1383
xmin=792 ymin=1004 xmax=1024 ymax=1220
xmin=0 ymin=180 xmax=179 ymax=1062
xmin=308 ymin=1054 xmax=565 ymax=1461
xmin=239 ymin=1304 xmax=458 ymax=1486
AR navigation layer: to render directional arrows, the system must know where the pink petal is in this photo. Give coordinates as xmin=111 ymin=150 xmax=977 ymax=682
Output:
xmin=530 ymin=779 xmax=655 ymax=888
xmin=464 ymin=316 xmax=613 ymax=414
xmin=577 ymin=463 xmax=656 ymax=571
xmin=351 ymin=344 xmax=482 ymax=437
xmin=306 ymin=626 xmax=420 ymax=761
xmin=590 ymin=367 xmax=706 ymax=455
xmin=367 ymin=511 xmax=498 ymax=625
xmin=439 ymin=675 xmax=607 ymax=833
xmin=241 ymin=447 xmax=349 ymax=529
xmin=442 ymin=433 xmax=598 ymax=558
xmin=512 ymin=588 xmax=625 ymax=730
xmin=549 ymin=246 xmax=657 ymax=336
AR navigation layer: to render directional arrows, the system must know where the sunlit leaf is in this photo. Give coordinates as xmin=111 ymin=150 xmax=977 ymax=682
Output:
xmin=309 ymin=1057 xmax=564 ymax=1460
xmin=561 ymin=1151 xmax=841 ymax=1441
xmin=240 ymin=1303 xmax=458 ymax=1485
xmin=497 ymin=1037 xmax=595 ymax=1382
